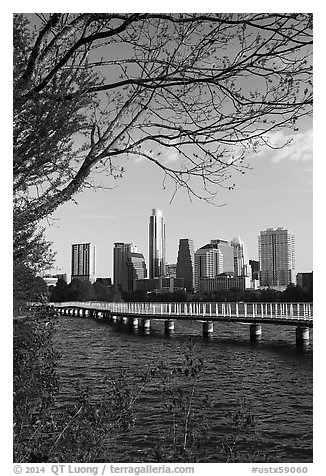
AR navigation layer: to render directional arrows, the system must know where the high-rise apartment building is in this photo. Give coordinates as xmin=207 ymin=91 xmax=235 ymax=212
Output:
xmin=258 ymin=227 xmax=295 ymax=288
xmin=149 ymin=208 xmax=166 ymax=279
xmin=113 ymin=242 xmax=147 ymax=292
xmin=231 ymin=236 xmax=248 ymax=277
xmin=249 ymin=260 xmax=260 ymax=281
xmin=71 ymin=243 xmax=96 ymax=282
xmin=114 ymin=242 xmax=137 ymax=288
xmin=194 ymin=239 xmax=234 ymax=291
xmin=176 ymin=238 xmax=195 ymax=292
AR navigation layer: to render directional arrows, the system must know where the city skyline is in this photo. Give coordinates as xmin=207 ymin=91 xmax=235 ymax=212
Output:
xmin=43 ymin=164 xmax=312 ymax=281
xmin=61 ymin=215 xmax=305 ymax=286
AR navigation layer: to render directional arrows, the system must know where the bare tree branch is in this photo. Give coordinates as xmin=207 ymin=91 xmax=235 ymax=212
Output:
xmin=13 ymin=12 xmax=313 ymax=227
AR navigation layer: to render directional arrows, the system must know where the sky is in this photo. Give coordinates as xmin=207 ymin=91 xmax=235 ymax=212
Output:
xmin=43 ymin=123 xmax=313 ymax=280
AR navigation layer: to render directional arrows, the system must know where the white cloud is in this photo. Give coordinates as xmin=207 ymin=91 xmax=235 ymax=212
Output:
xmin=245 ymin=128 xmax=313 ymax=165
xmin=270 ymin=129 xmax=313 ymax=163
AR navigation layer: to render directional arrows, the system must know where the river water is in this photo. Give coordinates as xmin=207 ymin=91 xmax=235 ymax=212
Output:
xmin=52 ymin=314 xmax=313 ymax=463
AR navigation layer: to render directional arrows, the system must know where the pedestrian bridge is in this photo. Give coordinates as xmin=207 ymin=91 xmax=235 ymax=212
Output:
xmin=51 ymin=301 xmax=313 ymax=345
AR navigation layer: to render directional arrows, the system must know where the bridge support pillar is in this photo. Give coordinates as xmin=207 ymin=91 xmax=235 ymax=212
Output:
xmin=250 ymin=324 xmax=262 ymax=341
xmin=296 ymin=326 xmax=310 ymax=345
xmin=203 ymin=321 xmax=214 ymax=337
xmin=165 ymin=320 xmax=175 ymax=335
xmin=141 ymin=318 xmax=151 ymax=330
xmin=127 ymin=316 xmax=134 ymax=327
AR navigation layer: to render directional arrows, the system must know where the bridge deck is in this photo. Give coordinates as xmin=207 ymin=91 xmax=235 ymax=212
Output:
xmin=51 ymin=301 xmax=313 ymax=328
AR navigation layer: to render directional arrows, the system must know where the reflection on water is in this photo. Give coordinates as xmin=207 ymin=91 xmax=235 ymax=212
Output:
xmin=52 ymin=315 xmax=313 ymax=462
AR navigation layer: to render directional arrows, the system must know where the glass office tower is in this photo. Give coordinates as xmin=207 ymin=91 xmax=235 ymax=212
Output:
xmin=149 ymin=208 xmax=166 ymax=279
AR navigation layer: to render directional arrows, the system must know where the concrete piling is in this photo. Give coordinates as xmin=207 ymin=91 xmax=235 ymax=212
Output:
xmin=296 ymin=326 xmax=310 ymax=345
xmin=165 ymin=319 xmax=175 ymax=335
xmin=250 ymin=323 xmax=262 ymax=341
xmin=141 ymin=318 xmax=151 ymax=330
xmin=203 ymin=321 xmax=214 ymax=337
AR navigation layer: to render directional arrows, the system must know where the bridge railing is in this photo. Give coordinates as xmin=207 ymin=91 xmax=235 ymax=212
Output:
xmin=51 ymin=301 xmax=313 ymax=321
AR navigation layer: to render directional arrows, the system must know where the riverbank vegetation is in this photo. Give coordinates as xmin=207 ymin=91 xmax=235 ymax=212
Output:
xmin=49 ymin=277 xmax=313 ymax=304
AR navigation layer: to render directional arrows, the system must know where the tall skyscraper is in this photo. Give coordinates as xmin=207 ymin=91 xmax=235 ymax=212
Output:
xmin=176 ymin=238 xmax=195 ymax=292
xmin=149 ymin=208 xmax=166 ymax=279
xmin=113 ymin=242 xmax=147 ymax=292
xmin=231 ymin=236 xmax=248 ymax=277
xmin=125 ymin=252 xmax=147 ymax=291
xmin=258 ymin=227 xmax=295 ymax=288
xmin=71 ymin=243 xmax=96 ymax=282
xmin=194 ymin=239 xmax=234 ymax=291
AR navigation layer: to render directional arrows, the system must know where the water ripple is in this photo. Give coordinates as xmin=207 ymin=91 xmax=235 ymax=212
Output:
xmin=52 ymin=315 xmax=312 ymax=462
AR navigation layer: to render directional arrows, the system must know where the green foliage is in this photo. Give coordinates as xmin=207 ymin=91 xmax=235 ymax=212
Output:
xmin=280 ymin=284 xmax=312 ymax=302
xmin=118 ymin=286 xmax=312 ymax=304
xmin=13 ymin=265 xmax=48 ymax=307
xmin=13 ymin=222 xmax=54 ymax=274
xmin=121 ymin=290 xmax=148 ymax=302
xmin=49 ymin=279 xmax=122 ymax=302
xmin=66 ymin=279 xmax=96 ymax=302
xmin=93 ymin=282 xmax=122 ymax=302
xmin=13 ymin=305 xmax=59 ymax=461
xmin=13 ymin=210 xmax=55 ymax=308
xmin=48 ymin=278 xmax=69 ymax=302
